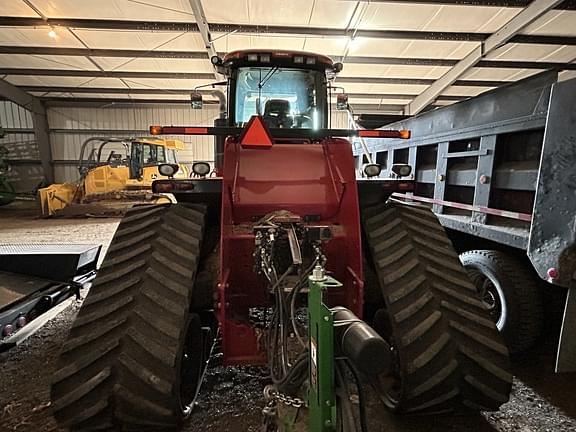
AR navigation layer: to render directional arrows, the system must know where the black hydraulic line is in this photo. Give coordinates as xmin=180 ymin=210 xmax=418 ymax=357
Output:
xmin=346 ymin=360 xmax=368 ymax=432
xmin=336 ymin=360 xmax=358 ymax=432
xmin=277 ymin=352 xmax=309 ymax=396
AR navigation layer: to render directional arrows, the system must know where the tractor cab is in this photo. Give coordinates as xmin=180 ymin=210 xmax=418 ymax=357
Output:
xmin=188 ymin=50 xmax=343 ymax=132
xmin=218 ymin=50 xmax=341 ymax=131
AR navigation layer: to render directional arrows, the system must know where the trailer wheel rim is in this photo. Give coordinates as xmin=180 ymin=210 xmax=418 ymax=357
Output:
xmin=469 ymin=268 xmax=507 ymax=331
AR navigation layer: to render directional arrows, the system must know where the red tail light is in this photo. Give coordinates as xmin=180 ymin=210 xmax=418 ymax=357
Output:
xmin=153 ymin=180 xmax=196 ymax=193
xmin=2 ymin=324 xmax=14 ymax=337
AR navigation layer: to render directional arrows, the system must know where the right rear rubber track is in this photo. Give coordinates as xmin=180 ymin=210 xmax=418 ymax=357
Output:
xmin=51 ymin=204 xmax=206 ymax=430
xmin=363 ymin=202 xmax=512 ymax=414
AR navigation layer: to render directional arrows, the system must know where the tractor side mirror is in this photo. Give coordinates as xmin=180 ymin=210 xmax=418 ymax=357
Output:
xmin=191 ymin=92 xmax=203 ymax=109
xmin=336 ymin=93 xmax=349 ymax=110
xmin=391 ymin=163 xmax=412 ymax=178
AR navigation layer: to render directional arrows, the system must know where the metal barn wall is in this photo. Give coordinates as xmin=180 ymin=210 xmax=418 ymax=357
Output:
xmin=0 ymin=100 xmax=44 ymax=193
xmin=47 ymin=105 xmax=350 ymax=183
xmin=48 ymin=105 xmax=220 ymax=183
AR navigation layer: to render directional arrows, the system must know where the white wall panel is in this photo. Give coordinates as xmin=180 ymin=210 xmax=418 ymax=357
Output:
xmin=48 ymin=104 xmax=221 ymax=183
xmin=47 ymin=104 xmax=353 ymax=183
xmin=0 ymin=101 xmax=42 ymax=192
xmin=0 ymin=101 xmax=34 ymax=129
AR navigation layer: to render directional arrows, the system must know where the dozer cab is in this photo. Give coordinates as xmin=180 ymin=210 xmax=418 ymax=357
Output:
xmin=38 ymin=137 xmax=189 ymax=217
xmin=51 ymin=50 xmax=512 ymax=431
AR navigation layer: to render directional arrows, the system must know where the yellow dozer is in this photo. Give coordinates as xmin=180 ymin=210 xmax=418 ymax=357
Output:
xmin=39 ymin=137 xmax=189 ymax=217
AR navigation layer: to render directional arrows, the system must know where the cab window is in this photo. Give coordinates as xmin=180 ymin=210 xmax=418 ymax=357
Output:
xmin=234 ymin=67 xmax=325 ymax=129
xmin=166 ymin=149 xmax=177 ymax=164
xmin=142 ymin=144 xmax=166 ymax=166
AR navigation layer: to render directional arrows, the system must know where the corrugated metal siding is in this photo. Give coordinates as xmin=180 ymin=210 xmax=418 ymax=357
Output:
xmin=48 ymin=105 xmax=352 ymax=183
xmin=48 ymin=105 xmax=220 ymax=183
xmin=330 ymin=110 xmax=348 ymax=129
xmin=0 ymin=101 xmax=33 ymax=129
xmin=0 ymin=101 xmax=43 ymax=193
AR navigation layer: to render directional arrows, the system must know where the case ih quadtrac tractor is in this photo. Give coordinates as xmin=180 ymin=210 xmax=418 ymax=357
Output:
xmin=51 ymin=50 xmax=512 ymax=431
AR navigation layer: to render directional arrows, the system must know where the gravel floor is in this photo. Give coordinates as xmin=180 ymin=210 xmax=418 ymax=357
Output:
xmin=1 ymin=201 xmax=576 ymax=432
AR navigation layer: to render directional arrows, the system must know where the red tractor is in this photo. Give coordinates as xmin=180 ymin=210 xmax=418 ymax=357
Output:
xmin=51 ymin=50 xmax=512 ymax=431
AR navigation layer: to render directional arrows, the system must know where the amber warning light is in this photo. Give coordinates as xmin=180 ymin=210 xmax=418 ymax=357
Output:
xmin=357 ymin=129 xmax=411 ymax=139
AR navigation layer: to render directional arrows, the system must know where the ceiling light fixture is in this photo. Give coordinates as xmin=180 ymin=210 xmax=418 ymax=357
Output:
xmin=48 ymin=28 xmax=57 ymax=39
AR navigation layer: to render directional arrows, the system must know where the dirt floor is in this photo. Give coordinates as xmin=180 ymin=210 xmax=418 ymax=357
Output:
xmin=1 ymin=201 xmax=576 ymax=432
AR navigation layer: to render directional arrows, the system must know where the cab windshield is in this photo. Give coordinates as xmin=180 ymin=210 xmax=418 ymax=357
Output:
xmin=233 ymin=67 xmax=326 ymax=129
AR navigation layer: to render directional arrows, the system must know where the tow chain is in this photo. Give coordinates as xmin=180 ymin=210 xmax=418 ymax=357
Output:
xmin=262 ymin=386 xmax=306 ymax=432
xmin=275 ymin=391 xmax=305 ymax=408
xmin=264 ymin=385 xmax=306 ymax=408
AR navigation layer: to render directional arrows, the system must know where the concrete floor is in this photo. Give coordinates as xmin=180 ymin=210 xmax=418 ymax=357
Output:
xmin=1 ymin=201 xmax=576 ymax=432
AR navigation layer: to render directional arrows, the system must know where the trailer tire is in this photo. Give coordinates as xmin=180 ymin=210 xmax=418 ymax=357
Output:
xmin=460 ymin=250 xmax=543 ymax=354
xmin=362 ymin=202 xmax=512 ymax=414
xmin=51 ymin=204 xmax=208 ymax=431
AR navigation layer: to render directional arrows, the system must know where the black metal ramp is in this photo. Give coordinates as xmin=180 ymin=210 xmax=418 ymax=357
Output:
xmin=0 ymin=243 xmax=101 ymax=350
xmin=0 ymin=243 xmax=101 ymax=281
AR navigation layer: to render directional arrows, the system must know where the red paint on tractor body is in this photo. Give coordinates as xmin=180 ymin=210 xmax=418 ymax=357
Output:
xmin=218 ymin=136 xmax=364 ymax=365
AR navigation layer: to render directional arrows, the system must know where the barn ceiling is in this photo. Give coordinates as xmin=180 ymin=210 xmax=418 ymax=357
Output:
xmin=0 ymin=0 xmax=575 ymax=114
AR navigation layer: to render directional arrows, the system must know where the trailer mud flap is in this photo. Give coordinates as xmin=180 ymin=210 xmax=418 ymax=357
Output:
xmin=556 ymin=280 xmax=576 ymax=373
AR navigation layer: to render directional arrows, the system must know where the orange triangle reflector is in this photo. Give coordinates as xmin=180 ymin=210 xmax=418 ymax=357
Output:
xmin=239 ymin=115 xmax=273 ymax=149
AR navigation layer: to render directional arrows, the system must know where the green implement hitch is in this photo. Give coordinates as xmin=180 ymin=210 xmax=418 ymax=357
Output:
xmin=271 ymin=265 xmax=390 ymax=431
xmin=308 ymin=268 xmax=341 ymax=432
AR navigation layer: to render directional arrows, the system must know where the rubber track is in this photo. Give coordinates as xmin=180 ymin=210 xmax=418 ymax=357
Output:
xmin=362 ymin=202 xmax=512 ymax=414
xmin=460 ymin=250 xmax=543 ymax=354
xmin=51 ymin=204 xmax=206 ymax=430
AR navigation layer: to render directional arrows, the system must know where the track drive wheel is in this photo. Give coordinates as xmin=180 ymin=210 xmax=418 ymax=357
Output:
xmin=460 ymin=250 xmax=543 ymax=354
xmin=51 ymin=204 xmax=209 ymax=430
xmin=362 ymin=202 xmax=512 ymax=414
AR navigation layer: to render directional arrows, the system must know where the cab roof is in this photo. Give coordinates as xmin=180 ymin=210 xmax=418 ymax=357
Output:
xmin=222 ymin=49 xmax=336 ymax=72
xmin=137 ymin=138 xmax=185 ymax=150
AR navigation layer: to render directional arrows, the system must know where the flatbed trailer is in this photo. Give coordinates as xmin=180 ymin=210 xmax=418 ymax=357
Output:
xmin=0 ymin=244 xmax=100 ymax=351
xmin=353 ymin=71 xmax=576 ymax=372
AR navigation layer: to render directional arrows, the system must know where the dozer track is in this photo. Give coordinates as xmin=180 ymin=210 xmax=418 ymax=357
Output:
xmin=51 ymin=204 xmax=206 ymax=430
xmin=362 ymin=202 xmax=512 ymax=414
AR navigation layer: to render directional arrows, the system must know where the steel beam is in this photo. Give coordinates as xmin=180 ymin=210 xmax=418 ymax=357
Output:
xmin=20 ymin=86 xmax=468 ymax=101
xmin=407 ymin=0 xmax=564 ymax=115
xmin=0 ymin=46 xmax=210 ymax=59
xmin=188 ymin=0 xmax=223 ymax=80
xmin=38 ymin=97 xmax=414 ymax=112
xmin=0 ymin=69 xmax=507 ymax=86
xmin=333 ymin=0 xmax=576 ymax=9
xmin=0 ymin=78 xmax=53 ymax=183
xmin=0 ymin=69 xmax=214 ymax=80
xmin=0 ymin=46 xmax=573 ymax=71
xmin=337 ymin=76 xmax=503 ymax=86
xmin=0 ymin=17 xmax=574 ymax=45
xmin=32 ymin=104 xmax=53 ymax=184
